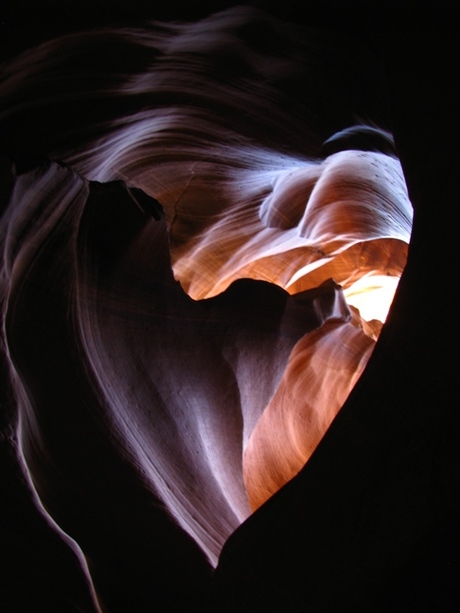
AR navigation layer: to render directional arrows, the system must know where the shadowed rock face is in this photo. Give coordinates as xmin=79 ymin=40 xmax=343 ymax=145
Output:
xmin=1 ymin=3 xmax=458 ymax=612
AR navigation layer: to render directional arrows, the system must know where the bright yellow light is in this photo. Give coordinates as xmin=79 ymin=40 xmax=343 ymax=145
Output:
xmin=343 ymin=274 xmax=400 ymax=323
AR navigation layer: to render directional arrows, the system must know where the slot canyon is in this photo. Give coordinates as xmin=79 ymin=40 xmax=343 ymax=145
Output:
xmin=1 ymin=2 xmax=459 ymax=611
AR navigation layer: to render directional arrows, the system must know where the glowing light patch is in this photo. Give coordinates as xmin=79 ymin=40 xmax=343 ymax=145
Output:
xmin=344 ymin=274 xmax=401 ymax=323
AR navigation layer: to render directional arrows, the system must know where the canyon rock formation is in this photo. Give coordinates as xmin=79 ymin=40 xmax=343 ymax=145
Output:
xmin=1 ymin=2 xmax=458 ymax=611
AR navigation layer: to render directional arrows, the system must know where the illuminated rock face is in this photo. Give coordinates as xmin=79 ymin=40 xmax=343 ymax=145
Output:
xmin=243 ymin=319 xmax=376 ymax=511
xmin=2 ymin=4 xmax=457 ymax=612
xmin=0 ymin=155 xmax=395 ymax=566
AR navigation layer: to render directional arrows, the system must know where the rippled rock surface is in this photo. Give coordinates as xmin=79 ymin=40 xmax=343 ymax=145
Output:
xmin=1 ymin=3 xmax=459 ymax=611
